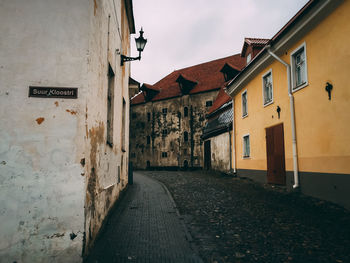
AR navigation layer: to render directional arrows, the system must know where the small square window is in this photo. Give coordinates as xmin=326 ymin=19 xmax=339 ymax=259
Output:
xmin=184 ymin=149 xmax=187 ymax=155
xmin=131 ymin=152 xmax=136 ymax=158
xmin=262 ymin=70 xmax=273 ymax=106
xmin=243 ymin=134 xmax=250 ymax=158
xmin=162 ymin=129 xmax=167 ymax=136
xmin=147 ymin=112 xmax=151 ymax=122
xmin=162 ymin=152 xmax=168 ymax=158
xmin=162 ymin=108 xmax=167 ymax=115
xmin=291 ymin=43 xmax=308 ymax=91
xmin=147 ymin=136 xmax=150 ymax=145
xmin=206 ymin=101 xmax=213 ymax=107
xmin=241 ymin=90 xmax=248 ymax=117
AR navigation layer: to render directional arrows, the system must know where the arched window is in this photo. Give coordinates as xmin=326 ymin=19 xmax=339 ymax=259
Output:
xmin=184 ymin=107 xmax=188 ymax=117
xmin=184 ymin=131 xmax=188 ymax=142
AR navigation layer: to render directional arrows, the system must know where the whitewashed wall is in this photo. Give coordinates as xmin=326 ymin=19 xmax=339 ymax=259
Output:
xmin=210 ymin=132 xmax=231 ymax=172
xmin=0 ymin=0 xmax=132 ymax=261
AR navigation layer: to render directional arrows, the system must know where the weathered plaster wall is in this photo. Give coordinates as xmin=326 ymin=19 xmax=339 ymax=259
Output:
xmin=0 ymin=0 xmax=89 ymax=261
xmin=0 ymin=0 xmax=132 ymax=261
xmin=130 ymin=90 xmax=218 ymax=169
xmin=83 ymin=0 xmax=131 ymax=255
xmin=210 ymin=132 xmax=231 ymax=172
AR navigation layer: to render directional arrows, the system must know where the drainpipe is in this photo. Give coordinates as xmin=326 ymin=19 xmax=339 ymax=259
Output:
xmin=231 ymin=99 xmax=237 ymax=175
xmin=267 ymin=47 xmax=299 ymax=188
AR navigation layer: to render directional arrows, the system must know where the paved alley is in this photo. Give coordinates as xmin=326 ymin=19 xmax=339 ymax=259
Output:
xmin=85 ymin=172 xmax=202 ymax=263
xmin=147 ymin=171 xmax=350 ymax=263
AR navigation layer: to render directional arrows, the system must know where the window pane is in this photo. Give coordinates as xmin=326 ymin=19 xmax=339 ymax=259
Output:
xmin=293 ymin=47 xmax=306 ymax=88
xmin=243 ymin=135 xmax=250 ymax=157
xmin=242 ymin=92 xmax=247 ymax=116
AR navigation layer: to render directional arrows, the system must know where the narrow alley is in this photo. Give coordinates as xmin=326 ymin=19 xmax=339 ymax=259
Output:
xmin=85 ymin=172 xmax=203 ymax=263
xmin=86 ymin=171 xmax=350 ymax=263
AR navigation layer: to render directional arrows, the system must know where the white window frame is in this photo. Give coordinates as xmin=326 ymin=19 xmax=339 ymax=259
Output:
xmin=241 ymin=89 xmax=248 ymax=118
xmin=242 ymin=134 xmax=250 ymax=158
xmin=262 ymin=69 xmax=274 ymax=107
xmin=290 ymin=42 xmax=308 ymax=92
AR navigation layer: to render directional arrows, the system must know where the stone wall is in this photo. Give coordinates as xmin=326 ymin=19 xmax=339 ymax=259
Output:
xmin=130 ymin=90 xmax=219 ymax=170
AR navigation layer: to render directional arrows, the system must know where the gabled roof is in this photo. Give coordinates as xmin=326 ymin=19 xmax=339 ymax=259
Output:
xmin=241 ymin=37 xmax=270 ymax=56
xmin=131 ymin=54 xmax=246 ymax=105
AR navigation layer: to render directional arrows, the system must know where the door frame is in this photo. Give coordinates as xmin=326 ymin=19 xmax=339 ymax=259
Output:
xmin=265 ymin=123 xmax=286 ymax=185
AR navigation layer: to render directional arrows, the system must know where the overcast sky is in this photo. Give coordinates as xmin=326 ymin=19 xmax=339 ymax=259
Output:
xmin=130 ymin=0 xmax=309 ymax=85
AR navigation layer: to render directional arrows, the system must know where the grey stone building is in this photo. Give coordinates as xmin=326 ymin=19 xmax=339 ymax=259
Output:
xmin=130 ymin=55 xmax=245 ymax=170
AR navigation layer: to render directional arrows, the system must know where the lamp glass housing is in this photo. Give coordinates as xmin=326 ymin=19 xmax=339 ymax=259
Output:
xmin=135 ymin=28 xmax=147 ymax=52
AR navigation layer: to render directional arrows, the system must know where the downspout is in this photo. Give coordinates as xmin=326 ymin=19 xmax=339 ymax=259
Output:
xmin=267 ymin=47 xmax=299 ymax=188
xmin=231 ymin=99 xmax=237 ymax=175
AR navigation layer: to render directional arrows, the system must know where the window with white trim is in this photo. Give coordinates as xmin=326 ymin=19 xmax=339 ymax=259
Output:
xmin=262 ymin=70 xmax=273 ymax=106
xmin=243 ymin=134 xmax=250 ymax=158
xmin=291 ymin=43 xmax=308 ymax=91
xmin=242 ymin=90 xmax=248 ymax=117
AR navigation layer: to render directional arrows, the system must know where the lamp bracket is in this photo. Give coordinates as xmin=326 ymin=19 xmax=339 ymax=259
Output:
xmin=121 ymin=55 xmax=140 ymax=66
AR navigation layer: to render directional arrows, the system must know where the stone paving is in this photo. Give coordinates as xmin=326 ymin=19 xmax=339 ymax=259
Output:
xmin=85 ymin=172 xmax=202 ymax=263
xmin=146 ymin=170 xmax=350 ymax=263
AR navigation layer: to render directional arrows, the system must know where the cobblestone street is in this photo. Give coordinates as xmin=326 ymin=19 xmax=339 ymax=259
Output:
xmin=146 ymin=171 xmax=350 ymax=263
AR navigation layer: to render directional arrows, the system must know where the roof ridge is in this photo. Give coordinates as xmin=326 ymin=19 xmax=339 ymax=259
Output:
xmin=172 ymin=53 xmax=242 ymax=74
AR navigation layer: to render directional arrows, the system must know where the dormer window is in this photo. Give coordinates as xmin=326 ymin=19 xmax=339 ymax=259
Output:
xmin=246 ymin=53 xmax=252 ymax=64
xmin=176 ymin=74 xmax=197 ymax=95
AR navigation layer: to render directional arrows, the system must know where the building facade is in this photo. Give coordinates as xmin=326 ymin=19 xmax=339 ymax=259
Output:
xmin=0 ymin=0 xmax=136 ymax=261
xmin=130 ymin=55 xmax=245 ymax=170
xmin=226 ymin=0 xmax=350 ymax=209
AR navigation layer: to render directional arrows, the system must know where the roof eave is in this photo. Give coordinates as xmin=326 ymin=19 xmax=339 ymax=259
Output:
xmin=124 ymin=0 xmax=136 ymax=34
xmin=227 ymin=0 xmax=342 ymax=97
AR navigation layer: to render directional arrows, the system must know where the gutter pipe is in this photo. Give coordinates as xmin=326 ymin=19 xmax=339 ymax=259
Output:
xmin=267 ymin=46 xmax=299 ymax=188
xmin=231 ymin=99 xmax=236 ymax=175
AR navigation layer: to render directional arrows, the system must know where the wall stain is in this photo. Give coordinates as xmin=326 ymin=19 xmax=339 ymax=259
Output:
xmin=36 ymin=117 xmax=45 ymax=125
xmin=66 ymin=109 xmax=77 ymax=115
xmin=86 ymin=122 xmax=105 ymax=242
xmin=93 ymin=0 xmax=97 ymax=16
xmin=54 ymin=101 xmax=59 ymax=107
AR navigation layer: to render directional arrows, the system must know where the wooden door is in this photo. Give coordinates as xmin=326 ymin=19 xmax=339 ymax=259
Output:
xmin=266 ymin=123 xmax=286 ymax=185
xmin=204 ymin=140 xmax=211 ymax=170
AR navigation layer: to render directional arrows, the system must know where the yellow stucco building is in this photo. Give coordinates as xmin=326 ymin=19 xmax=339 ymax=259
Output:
xmin=227 ymin=0 xmax=350 ymax=209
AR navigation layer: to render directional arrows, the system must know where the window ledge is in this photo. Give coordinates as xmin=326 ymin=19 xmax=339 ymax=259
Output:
xmin=263 ymin=100 xmax=274 ymax=107
xmin=243 ymin=156 xmax=251 ymax=159
xmin=292 ymin=82 xmax=308 ymax=93
xmin=242 ymin=114 xmax=248 ymax=119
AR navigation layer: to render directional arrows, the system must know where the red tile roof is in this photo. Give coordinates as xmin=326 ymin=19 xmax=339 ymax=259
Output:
xmin=207 ymin=86 xmax=232 ymax=115
xmin=241 ymin=37 xmax=270 ymax=56
xmin=131 ymin=54 xmax=246 ymax=105
xmin=141 ymin=83 xmax=159 ymax=92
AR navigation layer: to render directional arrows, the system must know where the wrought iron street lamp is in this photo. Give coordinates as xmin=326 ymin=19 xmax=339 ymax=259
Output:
xmin=121 ymin=28 xmax=147 ymax=66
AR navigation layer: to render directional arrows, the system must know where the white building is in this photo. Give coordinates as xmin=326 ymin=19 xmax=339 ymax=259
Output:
xmin=0 ymin=0 xmax=136 ymax=261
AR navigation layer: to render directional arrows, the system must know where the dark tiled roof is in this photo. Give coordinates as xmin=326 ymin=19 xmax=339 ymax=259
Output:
xmin=131 ymin=54 xmax=246 ymax=105
xmin=202 ymin=106 xmax=233 ymax=139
